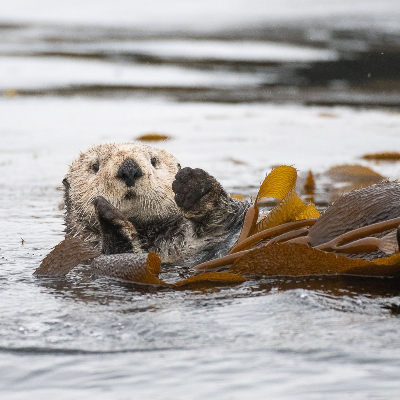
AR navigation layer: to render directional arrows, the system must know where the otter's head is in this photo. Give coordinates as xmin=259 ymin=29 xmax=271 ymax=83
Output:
xmin=63 ymin=142 xmax=181 ymax=242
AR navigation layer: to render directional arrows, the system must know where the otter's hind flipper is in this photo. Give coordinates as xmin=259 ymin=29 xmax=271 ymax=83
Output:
xmin=34 ymin=236 xmax=100 ymax=276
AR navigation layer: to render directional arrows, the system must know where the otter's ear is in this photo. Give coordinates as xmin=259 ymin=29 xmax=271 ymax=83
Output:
xmin=62 ymin=178 xmax=70 ymax=188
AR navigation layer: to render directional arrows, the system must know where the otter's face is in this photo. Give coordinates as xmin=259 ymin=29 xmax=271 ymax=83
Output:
xmin=64 ymin=142 xmax=181 ymax=229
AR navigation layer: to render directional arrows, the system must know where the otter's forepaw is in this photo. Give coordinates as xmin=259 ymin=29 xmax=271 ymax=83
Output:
xmin=172 ymin=168 xmax=215 ymax=211
xmin=93 ymin=196 xmax=125 ymax=226
xmin=92 ymin=196 xmax=140 ymax=254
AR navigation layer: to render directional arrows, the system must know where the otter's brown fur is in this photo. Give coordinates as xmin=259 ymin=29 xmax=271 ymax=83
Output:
xmin=63 ymin=142 xmax=249 ymax=267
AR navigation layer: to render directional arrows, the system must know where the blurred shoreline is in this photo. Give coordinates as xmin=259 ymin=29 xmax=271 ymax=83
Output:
xmin=1 ymin=13 xmax=400 ymax=107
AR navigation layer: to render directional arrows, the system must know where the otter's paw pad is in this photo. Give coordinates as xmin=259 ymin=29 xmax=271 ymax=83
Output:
xmin=93 ymin=196 xmax=125 ymax=224
xmin=172 ymin=167 xmax=213 ymax=211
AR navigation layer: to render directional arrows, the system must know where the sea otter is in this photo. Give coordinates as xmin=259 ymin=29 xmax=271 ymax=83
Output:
xmin=62 ymin=142 xmax=249 ymax=267
xmin=36 ymin=143 xmax=400 ymax=282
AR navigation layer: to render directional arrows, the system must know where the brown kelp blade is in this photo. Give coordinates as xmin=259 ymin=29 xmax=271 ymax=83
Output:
xmin=194 ymin=250 xmax=251 ymax=272
xmin=198 ymin=220 xmax=317 ymax=273
xmin=252 ymin=166 xmax=320 ymax=235
xmin=315 ymin=217 xmax=400 ymax=253
xmin=229 ymin=218 xmax=317 ymax=254
xmin=295 ymin=203 xmax=321 ymax=220
xmin=251 ymin=166 xmax=297 ymax=236
xmin=174 ymin=272 xmax=246 ymax=290
xmin=91 ymin=254 xmax=246 ymax=288
xmin=136 ymin=133 xmax=171 ymax=142
xmin=256 ymin=166 xmax=298 ymax=202
xmin=326 ymin=164 xmax=384 ymax=183
xmin=229 ymin=242 xmax=400 ymax=277
xmin=231 ymin=166 xmax=318 ymax=251
xmin=232 ymin=204 xmax=259 ymax=247
xmin=267 ymin=227 xmax=310 ymax=245
xmin=319 ymin=236 xmax=387 ymax=256
xmin=254 ymin=189 xmax=320 ymax=233
xmin=362 ymin=152 xmax=400 ymax=161
xmin=90 ymin=252 xmax=164 ymax=285
xmin=304 ymin=170 xmax=315 ymax=196
xmin=226 ymin=217 xmax=400 ymax=277
xmin=34 ymin=236 xmax=101 ymax=276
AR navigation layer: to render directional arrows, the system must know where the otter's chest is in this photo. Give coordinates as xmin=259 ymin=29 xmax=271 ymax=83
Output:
xmin=136 ymin=218 xmax=198 ymax=264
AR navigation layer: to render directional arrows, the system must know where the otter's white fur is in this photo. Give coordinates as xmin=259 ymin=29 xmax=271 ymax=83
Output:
xmin=63 ymin=142 xmax=249 ymax=267
xmin=64 ymin=142 xmax=181 ymax=246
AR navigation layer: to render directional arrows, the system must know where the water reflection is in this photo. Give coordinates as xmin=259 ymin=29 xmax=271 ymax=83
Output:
xmin=1 ymin=22 xmax=400 ymax=106
xmin=253 ymin=275 xmax=400 ymax=299
xmin=33 ymin=263 xmax=400 ymax=308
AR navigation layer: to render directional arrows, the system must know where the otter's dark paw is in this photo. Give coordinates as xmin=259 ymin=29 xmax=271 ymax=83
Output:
xmin=172 ymin=168 xmax=214 ymax=211
xmin=92 ymin=196 xmax=139 ymax=255
xmin=93 ymin=196 xmax=125 ymax=225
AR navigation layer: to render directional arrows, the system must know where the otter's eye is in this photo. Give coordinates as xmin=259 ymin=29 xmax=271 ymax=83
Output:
xmin=91 ymin=163 xmax=99 ymax=173
xmin=151 ymin=157 xmax=157 ymax=167
xmin=177 ymin=163 xmax=181 ymax=171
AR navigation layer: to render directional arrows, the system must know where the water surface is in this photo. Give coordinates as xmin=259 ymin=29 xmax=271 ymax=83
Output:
xmin=2 ymin=2 xmax=400 ymax=399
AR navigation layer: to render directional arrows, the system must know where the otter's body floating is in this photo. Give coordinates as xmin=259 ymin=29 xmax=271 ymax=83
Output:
xmin=62 ymin=142 xmax=249 ymax=268
xmin=37 ymin=143 xmax=400 ymax=283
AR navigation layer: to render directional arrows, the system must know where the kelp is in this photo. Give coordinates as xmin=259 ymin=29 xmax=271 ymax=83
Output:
xmin=174 ymin=272 xmax=246 ymax=290
xmin=35 ymin=241 xmax=247 ymax=288
xmin=34 ymin=236 xmax=101 ymax=276
xmin=136 ymin=133 xmax=171 ymax=141
xmin=362 ymin=152 xmax=400 ymax=161
xmin=314 ymin=218 xmax=400 ymax=253
xmin=35 ymin=165 xmax=400 ymax=289
xmin=195 ymin=167 xmax=400 ymax=279
xmin=234 ymin=204 xmax=259 ymax=246
xmin=307 ymin=181 xmax=400 ymax=247
xmin=229 ymin=166 xmax=319 ymax=254
xmin=229 ymin=219 xmax=317 ymax=255
xmin=195 ymin=216 xmax=400 ymax=273
xmin=229 ymin=243 xmax=400 ymax=277
xmin=326 ymin=164 xmax=384 ymax=183
xmin=91 ymin=252 xmax=165 ymax=285
xmin=251 ymin=166 xmax=320 ymax=234
xmin=304 ymin=170 xmax=315 ymax=196
xmin=259 ymin=189 xmax=321 ymax=231
xmin=256 ymin=166 xmax=298 ymax=202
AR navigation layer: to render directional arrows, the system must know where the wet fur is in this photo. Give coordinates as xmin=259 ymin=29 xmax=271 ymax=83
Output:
xmin=64 ymin=142 xmax=182 ymax=248
xmin=63 ymin=142 xmax=249 ymax=267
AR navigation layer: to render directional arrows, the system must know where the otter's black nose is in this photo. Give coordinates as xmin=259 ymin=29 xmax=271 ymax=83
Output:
xmin=117 ymin=158 xmax=143 ymax=187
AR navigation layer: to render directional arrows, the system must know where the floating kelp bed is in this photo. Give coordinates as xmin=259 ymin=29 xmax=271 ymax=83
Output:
xmin=35 ymin=166 xmax=400 ymax=291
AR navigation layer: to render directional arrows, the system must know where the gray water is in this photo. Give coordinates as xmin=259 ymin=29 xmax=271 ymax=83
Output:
xmin=2 ymin=2 xmax=400 ymax=399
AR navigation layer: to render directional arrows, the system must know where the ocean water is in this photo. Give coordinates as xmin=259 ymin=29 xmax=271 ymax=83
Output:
xmin=1 ymin=2 xmax=400 ymax=399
